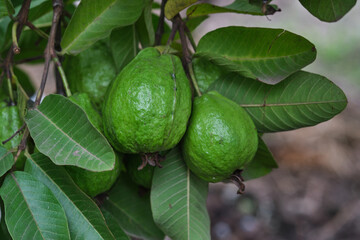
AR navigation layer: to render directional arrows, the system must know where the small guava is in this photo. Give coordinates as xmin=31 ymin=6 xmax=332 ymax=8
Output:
xmin=103 ymin=47 xmax=192 ymax=162
xmin=63 ymin=40 xmax=117 ymax=107
xmin=182 ymin=91 xmax=258 ymax=185
xmin=126 ymin=154 xmax=154 ymax=189
xmin=66 ymin=153 xmax=124 ymax=197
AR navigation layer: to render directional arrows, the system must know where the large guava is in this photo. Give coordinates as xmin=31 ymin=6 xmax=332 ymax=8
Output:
xmin=63 ymin=40 xmax=117 ymax=107
xmin=103 ymin=47 xmax=192 ymax=164
xmin=182 ymin=91 xmax=258 ymax=185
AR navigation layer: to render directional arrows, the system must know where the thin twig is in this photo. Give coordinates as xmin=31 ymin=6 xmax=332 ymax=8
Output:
xmin=2 ymin=123 xmax=26 ymax=145
xmin=54 ymin=18 xmax=66 ymax=95
xmin=12 ymin=22 xmax=20 ymax=54
xmin=34 ymin=0 xmax=64 ymax=106
xmin=25 ymin=21 xmax=49 ymax=39
xmin=2 ymin=0 xmax=32 ymax=103
xmin=155 ymin=0 xmax=168 ymax=45
xmin=175 ymin=15 xmax=202 ymax=97
xmin=183 ymin=24 xmax=196 ymax=52
xmin=15 ymin=55 xmax=44 ymax=64
xmin=166 ymin=18 xmax=180 ymax=46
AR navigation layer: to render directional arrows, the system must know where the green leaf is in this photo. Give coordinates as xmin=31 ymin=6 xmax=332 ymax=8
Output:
xmin=187 ymin=0 xmax=280 ymax=18
xmin=209 ymin=71 xmax=347 ymax=132
xmin=0 ymin=105 xmax=22 ymax=150
xmin=0 ymin=199 xmax=11 ymax=240
xmin=61 ymin=0 xmax=145 ymax=54
xmin=101 ymin=175 xmax=164 ymax=240
xmin=192 ymin=57 xmax=226 ymax=92
xmin=136 ymin=0 xmax=155 ymax=48
xmin=196 ymin=26 xmax=317 ymax=84
xmin=151 ymin=147 xmax=210 ymax=240
xmin=0 ymin=171 xmax=70 ymax=240
xmin=14 ymin=67 xmax=35 ymax=96
xmin=101 ymin=209 xmax=131 ymax=240
xmin=0 ymin=17 xmax=11 ymax=51
xmin=0 ymin=0 xmax=14 ymax=18
xmin=165 ymin=0 xmax=198 ymax=19
xmin=110 ymin=25 xmax=139 ymax=71
xmin=299 ymin=0 xmax=357 ymax=22
xmin=24 ymin=153 xmax=116 ymax=240
xmin=0 ymin=146 xmax=13 ymax=177
xmin=242 ymin=137 xmax=277 ymax=180
xmin=25 ymin=94 xmax=115 ymax=171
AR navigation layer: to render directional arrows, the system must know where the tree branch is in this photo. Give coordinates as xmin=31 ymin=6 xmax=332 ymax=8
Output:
xmin=34 ymin=0 xmax=64 ymax=106
xmin=155 ymin=0 xmax=168 ymax=45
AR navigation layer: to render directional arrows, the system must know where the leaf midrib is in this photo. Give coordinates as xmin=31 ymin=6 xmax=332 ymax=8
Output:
xmin=28 ymin=157 xmax=114 ymax=240
xmin=31 ymin=108 xmax=110 ymax=168
xmin=62 ymin=0 xmax=117 ymax=52
xmin=105 ymin=199 xmax=157 ymax=237
xmin=11 ymin=173 xmax=46 ymax=240
xmin=240 ymin=99 xmax=346 ymax=108
xmin=197 ymin=49 xmax=313 ymax=62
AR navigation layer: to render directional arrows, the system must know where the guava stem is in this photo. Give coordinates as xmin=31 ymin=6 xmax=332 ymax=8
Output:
xmin=53 ymin=57 xmax=72 ymax=97
xmin=230 ymin=169 xmax=246 ymax=194
xmin=139 ymin=153 xmax=164 ymax=170
xmin=188 ymin=62 xmax=202 ymax=97
xmin=12 ymin=22 xmax=20 ymax=54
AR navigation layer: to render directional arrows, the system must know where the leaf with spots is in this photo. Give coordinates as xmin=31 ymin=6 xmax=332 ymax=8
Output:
xmin=299 ymin=0 xmax=357 ymax=22
xmin=0 ymin=171 xmax=70 ymax=240
xmin=25 ymin=94 xmax=115 ymax=172
xmin=151 ymin=147 xmax=210 ymax=240
xmin=195 ymin=26 xmax=317 ymax=84
xmin=209 ymin=71 xmax=347 ymax=132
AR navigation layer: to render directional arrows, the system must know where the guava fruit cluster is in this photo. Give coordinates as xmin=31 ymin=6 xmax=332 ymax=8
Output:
xmin=64 ymin=46 xmax=259 ymax=195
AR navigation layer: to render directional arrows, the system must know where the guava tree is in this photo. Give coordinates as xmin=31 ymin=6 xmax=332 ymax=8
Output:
xmin=0 ymin=0 xmax=354 ymax=239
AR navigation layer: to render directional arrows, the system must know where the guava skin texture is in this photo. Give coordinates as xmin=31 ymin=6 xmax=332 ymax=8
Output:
xmin=182 ymin=91 xmax=258 ymax=183
xmin=126 ymin=154 xmax=154 ymax=189
xmin=103 ymin=47 xmax=192 ymax=154
xmin=66 ymin=154 xmax=123 ymax=197
xmin=63 ymin=40 xmax=117 ymax=106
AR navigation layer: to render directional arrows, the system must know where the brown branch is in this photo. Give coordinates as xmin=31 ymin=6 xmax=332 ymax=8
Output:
xmin=34 ymin=0 xmax=64 ymax=106
xmin=2 ymin=123 xmax=26 ymax=145
xmin=155 ymin=0 xmax=168 ymax=45
xmin=2 ymin=0 xmax=32 ymax=98
xmin=166 ymin=17 xmax=180 ymax=46
xmin=15 ymin=55 xmax=44 ymax=64
xmin=174 ymin=15 xmax=201 ymax=97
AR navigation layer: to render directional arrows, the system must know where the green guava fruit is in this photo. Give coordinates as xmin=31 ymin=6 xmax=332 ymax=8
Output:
xmin=66 ymin=153 xmax=124 ymax=197
xmin=182 ymin=91 xmax=258 ymax=183
xmin=103 ymin=47 xmax=192 ymax=156
xmin=63 ymin=40 xmax=117 ymax=106
xmin=69 ymin=93 xmax=103 ymax=132
xmin=0 ymin=103 xmax=22 ymax=150
xmin=126 ymin=154 xmax=154 ymax=189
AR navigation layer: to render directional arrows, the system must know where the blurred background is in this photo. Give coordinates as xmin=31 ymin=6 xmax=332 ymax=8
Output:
xmin=198 ymin=1 xmax=360 ymax=240
xmin=18 ymin=0 xmax=360 ymax=239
